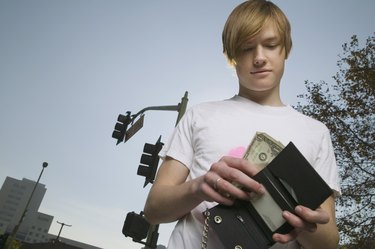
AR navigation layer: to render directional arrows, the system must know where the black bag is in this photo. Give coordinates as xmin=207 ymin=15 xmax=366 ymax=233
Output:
xmin=205 ymin=142 xmax=333 ymax=249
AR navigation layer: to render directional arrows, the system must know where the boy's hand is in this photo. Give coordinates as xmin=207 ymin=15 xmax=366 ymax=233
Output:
xmin=272 ymin=205 xmax=330 ymax=243
xmin=197 ymin=156 xmax=265 ymax=205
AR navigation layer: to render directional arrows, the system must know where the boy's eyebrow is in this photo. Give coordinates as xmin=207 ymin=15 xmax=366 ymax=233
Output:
xmin=244 ymin=35 xmax=280 ymax=45
xmin=264 ymin=36 xmax=280 ymax=42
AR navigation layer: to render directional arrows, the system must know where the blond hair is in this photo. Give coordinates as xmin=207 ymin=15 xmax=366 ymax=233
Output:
xmin=222 ymin=0 xmax=292 ymax=65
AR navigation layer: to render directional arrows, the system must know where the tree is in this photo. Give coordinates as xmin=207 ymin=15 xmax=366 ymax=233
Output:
xmin=296 ymin=33 xmax=375 ymax=248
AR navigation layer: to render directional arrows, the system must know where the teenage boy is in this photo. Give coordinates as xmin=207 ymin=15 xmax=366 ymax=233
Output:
xmin=144 ymin=0 xmax=341 ymax=248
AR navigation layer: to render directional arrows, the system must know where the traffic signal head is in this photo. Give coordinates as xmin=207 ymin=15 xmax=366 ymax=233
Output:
xmin=122 ymin=211 xmax=150 ymax=242
xmin=112 ymin=112 xmax=131 ymax=145
xmin=137 ymin=136 xmax=163 ymax=187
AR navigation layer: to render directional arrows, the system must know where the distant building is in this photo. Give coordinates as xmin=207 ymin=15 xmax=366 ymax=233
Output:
xmin=46 ymin=236 xmax=102 ymax=249
xmin=0 ymin=177 xmax=53 ymax=243
xmin=0 ymin=176 xmax=102 ymax=249
xmin=21 ymin=239 xmax=82 ymax=249
xmin=21 ymin=239 xmax=102 ymax=249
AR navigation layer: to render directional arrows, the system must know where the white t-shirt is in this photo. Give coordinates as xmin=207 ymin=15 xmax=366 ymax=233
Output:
xmin=161 ymin=95 xmax=341 ymax=249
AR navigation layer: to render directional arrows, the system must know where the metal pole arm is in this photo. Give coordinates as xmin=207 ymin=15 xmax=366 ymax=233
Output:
xmin=131 ymin=91 xmax=189 ymax=123
xmin=131 ymin=105 xmax=179 ymax=121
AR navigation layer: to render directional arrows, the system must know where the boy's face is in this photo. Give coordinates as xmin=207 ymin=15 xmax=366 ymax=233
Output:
xmin=235 ymin=22 xmax=286 ymax=105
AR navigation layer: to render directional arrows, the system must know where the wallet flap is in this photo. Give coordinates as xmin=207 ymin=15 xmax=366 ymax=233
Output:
xmin=266 ymin=142 xmax=333 ymax=209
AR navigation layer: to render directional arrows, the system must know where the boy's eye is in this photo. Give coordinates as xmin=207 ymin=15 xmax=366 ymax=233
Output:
xmin=266 ymin=43 xmax=279 ymax=49
xmin=242 ymin=46 xmax=254 ymax=52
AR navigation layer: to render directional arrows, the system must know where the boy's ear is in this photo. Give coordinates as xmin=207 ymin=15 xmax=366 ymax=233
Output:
xmin=284 ymin=47 xmax=290 ymax=60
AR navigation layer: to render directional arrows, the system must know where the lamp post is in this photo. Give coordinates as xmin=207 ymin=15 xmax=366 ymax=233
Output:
xmin=4 ymin=162 xmax=49 ymax=249
xmin=55 ymin=221 xmax=72 ymax=241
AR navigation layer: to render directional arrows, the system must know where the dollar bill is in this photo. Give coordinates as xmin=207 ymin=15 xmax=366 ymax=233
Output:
xmin=232 ymin=132 xmax=283 ymax=189
xmin=243 ymin=132 xmax=284 ymax=171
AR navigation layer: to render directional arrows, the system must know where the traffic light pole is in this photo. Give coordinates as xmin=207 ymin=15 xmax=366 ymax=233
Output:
xmin=143 ymin=92 xmax=188 ymax=249
xmin=114 ymin=92 xmax=189 ymax=249
xmin=174 ymin=91 xmax=188 ymax=125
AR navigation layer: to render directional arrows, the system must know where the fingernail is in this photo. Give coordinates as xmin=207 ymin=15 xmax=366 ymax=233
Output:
xmin=248 ymin=192 xmax=256 ymax=199
xmin=309 ymin=225 xmax=317 ymax=232
xmin=283 ymin=211 xmax=290 ymax=218
xmin=272 ymin=234 xmax=280 ymax=241
xmin=295 ymin=206 xmax=303 ymax=213
xmin=258 ymin=185 xmax=266 ymax=194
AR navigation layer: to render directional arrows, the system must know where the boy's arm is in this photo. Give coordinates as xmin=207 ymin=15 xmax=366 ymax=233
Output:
xmin=143 ymin=157 xmax=202 ymax=224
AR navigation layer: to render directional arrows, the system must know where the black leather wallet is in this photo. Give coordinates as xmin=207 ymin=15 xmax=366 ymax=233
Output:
xmin=206 ymin=142 xmax=333 ymax=249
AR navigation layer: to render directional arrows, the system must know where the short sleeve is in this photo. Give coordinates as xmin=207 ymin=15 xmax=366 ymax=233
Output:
xmin=159 ymin=108 xmax=195 ymax=170
xmin=313 ymin=129 xmax=341 ymax=196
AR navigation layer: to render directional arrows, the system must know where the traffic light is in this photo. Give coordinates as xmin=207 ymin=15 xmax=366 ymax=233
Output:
xmin=122 ymin=211 xmax=150 ymax=242
xmin=137 ymin=136 xmax=163 ymax=187
xmin=112 ymin=111 xmax=131 ymax=145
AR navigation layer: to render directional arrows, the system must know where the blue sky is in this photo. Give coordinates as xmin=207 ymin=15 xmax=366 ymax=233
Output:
xmin=0 ymin=1 xmax=374 ymax=248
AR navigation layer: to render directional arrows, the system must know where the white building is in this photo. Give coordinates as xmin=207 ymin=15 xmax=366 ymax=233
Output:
xmin=0 ymin=177 xmax=53 ymax=243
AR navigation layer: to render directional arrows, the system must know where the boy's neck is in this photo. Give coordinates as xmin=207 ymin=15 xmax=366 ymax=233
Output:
xmin=238 ymin=90 xmax=284 ymax=107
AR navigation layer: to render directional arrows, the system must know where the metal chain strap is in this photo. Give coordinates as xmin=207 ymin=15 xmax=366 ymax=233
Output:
xmin=201 ymin=209 xmax=210 ymax=249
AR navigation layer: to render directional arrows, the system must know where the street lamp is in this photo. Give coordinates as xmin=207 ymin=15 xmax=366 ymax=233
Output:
xmin=4 ymin=162 xmax=49 ymax=249
xmin=55 ymin=221 xmax=72 ymax=241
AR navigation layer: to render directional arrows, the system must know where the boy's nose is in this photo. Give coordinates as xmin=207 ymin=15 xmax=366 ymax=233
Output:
xmin=253 ymin=47 xmax=266 ymax=66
